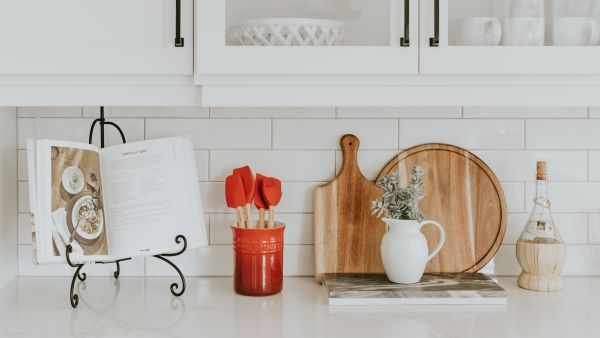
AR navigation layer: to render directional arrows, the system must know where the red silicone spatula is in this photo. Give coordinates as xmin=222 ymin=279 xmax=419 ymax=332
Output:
xmin=254 ymin=174 xmax=267 ymax=229
xmin=233 ymin=166 xmax=255 ymax=228
xmin=262 ymin=177 xmax=282 ymax=228
xmin=225 ymin=174 xmax=246 ymax=228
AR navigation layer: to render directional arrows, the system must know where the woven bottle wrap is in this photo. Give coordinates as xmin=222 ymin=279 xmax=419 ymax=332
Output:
xmin=234 ymin=237 xmax=283 ymax=254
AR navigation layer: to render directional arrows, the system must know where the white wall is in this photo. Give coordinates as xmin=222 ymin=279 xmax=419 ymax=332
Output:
xmin=14 ymin=106 xmax=600 ymax=277
xmin=0 ymin=108 xmax=17 ymax=289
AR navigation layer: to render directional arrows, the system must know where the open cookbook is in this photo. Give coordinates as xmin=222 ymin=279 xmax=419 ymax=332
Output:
xmin=27 ymin=135 xmax=207 ymax=264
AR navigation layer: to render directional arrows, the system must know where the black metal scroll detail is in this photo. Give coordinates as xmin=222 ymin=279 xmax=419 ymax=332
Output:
xmin=153 ymin=235 xmax=188 ymax=296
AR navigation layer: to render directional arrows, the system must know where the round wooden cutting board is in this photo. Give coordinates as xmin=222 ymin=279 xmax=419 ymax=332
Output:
xmin=376 ymin=144 xmax=507 ymax=273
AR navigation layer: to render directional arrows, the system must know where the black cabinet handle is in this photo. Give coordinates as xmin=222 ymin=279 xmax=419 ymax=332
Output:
xmin=429 ymin=0 xmax=440 ymax=47
xmin=400 ymin=0 xmax=410 ymax=47
xmin=174 ymin=0 xmax=184 ymax=47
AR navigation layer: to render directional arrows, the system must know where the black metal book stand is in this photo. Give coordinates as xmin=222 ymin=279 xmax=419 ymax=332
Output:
xmin=65 ymin=107 xmax=187 ymax=308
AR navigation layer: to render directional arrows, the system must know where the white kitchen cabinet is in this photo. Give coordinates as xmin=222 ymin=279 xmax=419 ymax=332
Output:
xmin=420 ymin=0 xmax=600 ymax=75
xmin=0 ymin=0 xmax=193 ymax=75
xmin=195 ymin=0 xmax=418 ymax=77
xmin=196 ymin=0 xmax=600 ymax=106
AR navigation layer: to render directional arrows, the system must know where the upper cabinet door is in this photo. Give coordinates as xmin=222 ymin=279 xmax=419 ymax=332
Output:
xmin=0 ymin=0 xmax=192 ymax=75
xmin=196 ymin=0 xmax=418 ymax=77
xmin=420 ymin=0 xmax=600 ymax=75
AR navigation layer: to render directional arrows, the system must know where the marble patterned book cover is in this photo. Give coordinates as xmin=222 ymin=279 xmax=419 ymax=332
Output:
xmin=322 ymin=273 xmax=507 ymax=305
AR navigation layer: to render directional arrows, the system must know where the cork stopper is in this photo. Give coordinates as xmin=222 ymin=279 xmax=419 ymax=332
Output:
xmin=536 ymin=161 xmax=547 ymax=180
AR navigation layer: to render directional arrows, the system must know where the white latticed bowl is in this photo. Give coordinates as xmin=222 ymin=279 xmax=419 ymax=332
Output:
xmin=229 ymin=18 xmax=346 ymax=46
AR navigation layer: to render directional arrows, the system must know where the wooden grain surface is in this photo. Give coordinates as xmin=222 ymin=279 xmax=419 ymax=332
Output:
xmin=314 ymin=135 xmax=386 ymax=281
xmin=377 ymin=144 xmax=507 ymax=273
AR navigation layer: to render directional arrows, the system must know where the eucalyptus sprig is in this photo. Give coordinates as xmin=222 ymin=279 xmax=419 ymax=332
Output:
xmin=371 ymin=165 xmax=426 ymax=222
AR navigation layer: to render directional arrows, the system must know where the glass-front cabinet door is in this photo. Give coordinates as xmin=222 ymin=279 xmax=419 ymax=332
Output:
xmin=420 ymin=0 xmax=600 ymax=74
xmin=196 ymin=0 xmax=418 ymax=77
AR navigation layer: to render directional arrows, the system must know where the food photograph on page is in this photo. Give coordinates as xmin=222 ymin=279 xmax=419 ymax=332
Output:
xmin=49 ymin=146 xmax=107 ymax=258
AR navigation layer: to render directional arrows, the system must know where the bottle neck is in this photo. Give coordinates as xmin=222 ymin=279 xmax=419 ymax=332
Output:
xmin=535 ymin=178 xmax=549 ymax=202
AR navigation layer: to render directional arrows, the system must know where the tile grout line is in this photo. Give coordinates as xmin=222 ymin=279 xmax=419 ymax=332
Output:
xmin=523 ymin=119 xmax=527 ymax=150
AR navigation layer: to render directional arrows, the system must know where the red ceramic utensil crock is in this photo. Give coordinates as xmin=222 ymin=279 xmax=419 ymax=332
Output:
xmin=232 ymin=223 xmax=285 ymax=296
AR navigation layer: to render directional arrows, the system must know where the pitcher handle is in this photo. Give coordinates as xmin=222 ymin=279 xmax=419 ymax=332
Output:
xmin=420 ymin=220 xmax=445 ymax=262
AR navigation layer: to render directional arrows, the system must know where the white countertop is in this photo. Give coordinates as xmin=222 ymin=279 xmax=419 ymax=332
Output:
xmin=0 ymin=276 xmax=598 ymax=338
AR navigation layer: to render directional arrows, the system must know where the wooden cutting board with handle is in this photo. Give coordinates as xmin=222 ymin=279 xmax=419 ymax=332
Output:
xmin=314 ymin=134 xmax=386 ymax=281
xmin=377 ymin=143 xmax=507 ymax=273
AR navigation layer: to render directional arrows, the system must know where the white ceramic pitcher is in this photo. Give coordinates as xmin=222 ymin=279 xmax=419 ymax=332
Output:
xmin=380 ymin=218 xmax=445 ymax=284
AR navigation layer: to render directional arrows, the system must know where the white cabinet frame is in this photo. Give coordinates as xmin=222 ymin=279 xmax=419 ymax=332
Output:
xmin=195 ymin=0 xmax=419 ymax=78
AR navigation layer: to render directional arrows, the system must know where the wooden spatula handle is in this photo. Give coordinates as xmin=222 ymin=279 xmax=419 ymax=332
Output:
xmin=258 ymin=208 xmax=266 ymax=228
xmin=236 ymin=207 xmax=244 ymax=228
xmin=245 ymin=204 xmax=253 ymax=228
xmin=268 ymin=206 xmax=275 ymax=228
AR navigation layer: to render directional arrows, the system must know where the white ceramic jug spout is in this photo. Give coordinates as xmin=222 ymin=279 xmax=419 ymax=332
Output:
xmin=380 ymin=218 xmax=445 ymax=284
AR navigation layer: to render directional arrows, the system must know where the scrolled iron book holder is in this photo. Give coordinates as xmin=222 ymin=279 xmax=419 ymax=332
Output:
xmin=65 ymin=107 xmax=187 ymax=308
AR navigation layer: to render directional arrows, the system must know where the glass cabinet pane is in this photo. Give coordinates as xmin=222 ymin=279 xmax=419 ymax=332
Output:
xmin=448 ymin=0 xmax=600 ymax=46
xmin=225 ymin=0 xmax=399 ymax=46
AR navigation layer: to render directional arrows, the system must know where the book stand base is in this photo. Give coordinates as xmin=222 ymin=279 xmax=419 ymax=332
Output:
xmin=63 ymin=107 xmax=188 ymax=309
xmin=65 ymin=235 xmax=187 ymax=308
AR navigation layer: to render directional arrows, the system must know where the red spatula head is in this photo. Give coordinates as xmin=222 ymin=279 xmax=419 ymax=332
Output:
xmin=233 ymin=166 xmax=255 ymax=204
xmin=254 ymin=173 xmax=267 ymax=209
xmin=225 ymin=174 xmax=246 ymax=208
xmin=262 ymin=177 xmax=282 ymax=207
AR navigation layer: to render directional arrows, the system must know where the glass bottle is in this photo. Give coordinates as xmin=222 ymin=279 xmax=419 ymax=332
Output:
xmin=516 ymin=161 xmax=565 ymax=291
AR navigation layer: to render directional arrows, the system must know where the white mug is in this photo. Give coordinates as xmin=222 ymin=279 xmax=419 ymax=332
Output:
xmin=553 ymin=17 xmax=600 ymax=45
xmin=455 ymin=17 xmax=502 ymax=46
xmin=502 ymin=18 xmax=545 ymax=45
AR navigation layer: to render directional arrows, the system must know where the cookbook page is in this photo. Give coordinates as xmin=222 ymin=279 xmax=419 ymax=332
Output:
xmin=31 ymin=140 xmax=109 ymax=263
xmin=99 ymin=136 xmax=206 ymax=259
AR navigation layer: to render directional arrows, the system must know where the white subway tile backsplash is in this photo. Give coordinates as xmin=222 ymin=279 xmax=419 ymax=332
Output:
xmin=588 ymin=151 xmax=600 ymax=181
xmin=210 ymin=213 xmax=313 ymax=245
xmin=399 ymin=119 xmax=524 ymax=149
xmin=492 ymin=245 xmax=521 ymax=276
xmin=14 ymin=106 xmax=600 ymax=277
xmin=18 ymin=118 xmax=144 ymax=149
xmin=476 ymin=151 xmax=587 ymax=181
xmin=210 ymin=107 xmax=335 ymax=118
xmin=588 ymin=213 xmax=600 ymax=244
xmin=273 ymin=119 xmax=398 ymax=150
xmin=18 ymin=182 xmax=28 ymax=213
xmin=83 ymin=106 xmax=209 ymax=118
xmin=210 ymin=150 xmax=335 ymax=182
xmin=562 ymin=245 xmax=600 ymax=275
xmin=526 ymin=182 xmax=600 ymax=213
xmin=501 ymin=182 xmax=525 ymax=213
xmin=336 ymin=107 xmax=461 ymax=119
xmin=504 ymin=213 xmax=587 ymax=245
xmin=463 ymin=107 xmax=587 ymax=119
xmin=18 ymin=107 xmax=82 ymax=118
xmin=18 ymin=213 xmax=31 ymax=245
xmin=527 ymin=120 xmax=600 ymax=149
xmin=335 ymin=150 xmax=398 ymax=181
xmin=17 ymin=150 xmax=27 ymax=181
xmin=588 ymin=107 xmax=600 ymax=118
xmin=146 ymin=118 xmax=271 ymax=149
xmin=195 ymin=150 xmax=209 ymax=181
